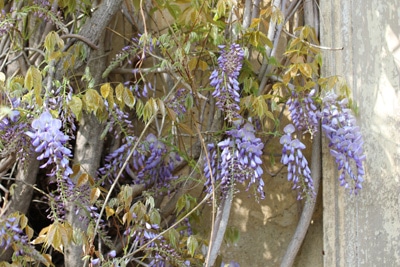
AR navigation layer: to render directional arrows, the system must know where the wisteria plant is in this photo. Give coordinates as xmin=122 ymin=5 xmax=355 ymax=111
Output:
xmin=0 ymin=1 xmax=365 ymax=267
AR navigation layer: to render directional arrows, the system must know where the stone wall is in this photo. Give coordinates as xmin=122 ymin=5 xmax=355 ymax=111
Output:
xmin=320 ymin=1 xmax=400 ymax=266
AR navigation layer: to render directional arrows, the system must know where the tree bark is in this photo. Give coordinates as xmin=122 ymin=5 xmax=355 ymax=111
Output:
xmin=62 ymin=1 xmax=124 ymax=266
xmin=0 ymin=155 xmax=40 ymax=261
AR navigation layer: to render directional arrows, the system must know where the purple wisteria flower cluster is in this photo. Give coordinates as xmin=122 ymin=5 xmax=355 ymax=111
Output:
xmin=123 ymin=222 xmax=187 ymax=267
xmin=280 ymin=124 xmax=315 ymax=199
xmin=47 ymin=85 xmax=77 ymax=139
xmin=0 ymin=214 xmax=51 ymax=264
xmin=25 ymin=111 xmax=75 ymax=220
xmin=31 ymin=0 xmax=63 ymax=24
xmin=99 ymin=134 xmax=181 ymax=190
xmin=204 ymin=119 xmax=265 ymax=199
xmin=319 ymin=93 xmax=365 ymax=194
xmin=210 ymin=43 xmax=244 ymax=120
xmin=104 ymin=100 xmax=134 ymax=139
xmin=166 ymin=88 xmax=187 ymax=118
xmin=0 ymin=216 xmax=29 ymax=255
xmin=0 ymin=97 xmax=31 ymax=161
xmin=0 ymin=9 xmax=15 ymax=35
xmin=26 ymin=111 xmax=73 ymax=182
xmin=287 ymin=89 xmax=319 ymax=136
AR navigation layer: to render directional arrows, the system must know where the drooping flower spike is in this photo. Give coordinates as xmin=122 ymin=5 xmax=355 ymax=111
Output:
xmin=319 ymin=93 xmax=365 ymax=194
xmin=280 ymin=124 xmax=315 ymax=199
xmin=210 ymin=43 xmax=245 ymax=120
xmin=204 ymin=119 xmax=265 ymax=199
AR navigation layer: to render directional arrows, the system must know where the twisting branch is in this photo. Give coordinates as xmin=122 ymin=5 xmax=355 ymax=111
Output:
xmin=60 ymin=34 xmax=100 ymax=50
xmin=280 ymin=125 xmax=321 ymax=267
xmin=280 ymin=3 xmax=322 ymax=266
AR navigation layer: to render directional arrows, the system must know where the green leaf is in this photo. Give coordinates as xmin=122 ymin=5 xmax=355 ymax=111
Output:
xmin=150 ymin=210 xmax=161 ymax=225
xmin=185 ymin=94 xmax=193 ymax=110
xmin=187 ymin=235 xmax=198 ymax=257
xmin=168 ymin=228 xmax=180 ymax=249
xmin=166 ymin=3 xmax=181 ymax=19
xmin=175 ymin=195 xmax=186 ymax=214
xmin=224 ymin=226 xmax=240 ymax=245
xmin=44 ymin=31 xmax=64 ymax=53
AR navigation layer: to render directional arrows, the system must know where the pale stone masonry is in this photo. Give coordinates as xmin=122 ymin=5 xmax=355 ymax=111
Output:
xmin=320 ymin=1 xmax=400 ymax=266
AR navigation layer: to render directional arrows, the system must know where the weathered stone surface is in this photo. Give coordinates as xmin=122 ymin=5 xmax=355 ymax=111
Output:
xmin=321 ymin=1 xmax=400 ymax=266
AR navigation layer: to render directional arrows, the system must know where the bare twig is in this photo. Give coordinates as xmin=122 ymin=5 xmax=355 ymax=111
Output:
xmin=282 ymin=29 xmax=343 ymax=50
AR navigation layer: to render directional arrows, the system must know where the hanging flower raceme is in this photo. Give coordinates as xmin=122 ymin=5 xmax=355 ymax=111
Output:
xmin=25 ymin=111 xmax=73 ymax=184
xmin=320 ymin=93 xmax=365 ymax=194
xmin=204 ymin=119 xmax=265 ymax=199
xmin=210 ymin=43 xmax=244 ymax=120
xmin=280 ymin=124 xmax=315 ymax=199
xmin=99 ymin=134 xmax=181 ymax=190
xmin=0 ymin=98 xmax=30 ymax=160
xmin=287 ymin=89 xmax=319 ymax=136
xmin=0 ymin=216 xmax=29 ymax=255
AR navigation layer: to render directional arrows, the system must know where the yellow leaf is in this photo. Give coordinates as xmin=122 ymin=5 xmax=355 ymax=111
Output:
xmin=123 ymin=87 xmax=136 ymax=108
xmin=157 ymin=99 xmax=166 ymax=118
xmin=166 ymin=107 xmax=177 ymax=121
xmin=105 ymin=206 xmax=115 ymax=219
xmin=42 ymin=254 xmax=52 ymax=267
xmin=25 ymin=66 xmax=42 ymax=92
xmin=299 ymin=63 xmax=312 ymax=78
xmin=76 ymin=173 xmax=88 ymax=187
xmin=83 ymin=89 xmax=104 ymax=115
xmin=49 ymin=51 xmax=62 ymax=61
xmin=52 ymin=224 xmax=62 ymax=252
xmin=198 ymin=60 xmax=208 ymax=71
xmin=188 ymin=58 xmax=198 ymax=72
xmin=122 ymin=211 xmax=132 ymax=225
xmin=87 ymin=175 xmax=95 ymax=186
xmin=59 ymin=222 xmax=72 ymax=248
xmin=90 ymin=187 xmax=100 ymax=203
xmin=250 ymin=18 xmax=260 ymax=28
xmin=0 ymin=72 xmax=5 ymax=83
xmin=107 ymin=89 xmax=115 ymax=108
xmin=19 ymin=214 xmax=28 ymax=229
xmin=177 ymin=122 xmax=195 ymax=136
xmin=46 ymin=224 xmax=56 ymax=249
xmin=143 ymin=98 xmax=156 ymax=122
xmin=71 ymin=164 xmax=81 ymax=178
xmin=68 ymin=95 xmax=82 ymax=120
xmin=100 ymin=83 xmax=112 ymax=98
xmin=115 ymin=83 xmax=124 ymax=101
xmin=25 ymin=226 xmax=34 ymax=239
xmin=32 ymin=225 xmax=50 ymax=245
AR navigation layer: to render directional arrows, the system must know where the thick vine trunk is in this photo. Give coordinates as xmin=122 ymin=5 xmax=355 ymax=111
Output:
xmin=62 ymin=1 xmax=124 ymax=266
xmin=0 ymin=155 xmax=40 ymax=261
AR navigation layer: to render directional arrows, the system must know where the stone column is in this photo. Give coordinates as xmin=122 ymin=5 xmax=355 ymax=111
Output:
xmin=320 ymin=1 xmax=400 ymax=266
